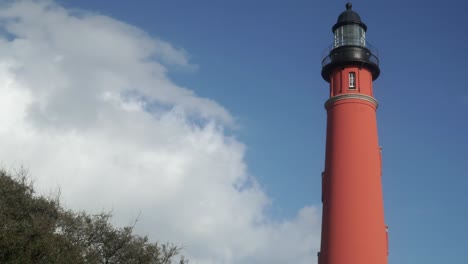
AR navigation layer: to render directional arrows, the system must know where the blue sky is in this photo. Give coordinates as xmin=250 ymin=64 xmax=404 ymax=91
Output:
xmin=63 ymin=0 xmax=468 ymax=262
xmin=64 ymin=1 xmax=468 ymax=262
xmin=1 ymin=0 xmax=467 ymax=263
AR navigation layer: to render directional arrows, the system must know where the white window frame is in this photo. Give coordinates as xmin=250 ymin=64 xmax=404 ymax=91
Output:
xmin=349 ymin=72 xmax=356 ymax=89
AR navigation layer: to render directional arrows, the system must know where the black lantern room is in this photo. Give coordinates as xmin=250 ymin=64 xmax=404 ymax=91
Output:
xmin=321 ymin=3 xmax=380 ymax=81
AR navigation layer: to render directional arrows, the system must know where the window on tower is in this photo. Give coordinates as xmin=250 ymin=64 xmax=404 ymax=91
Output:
xmin=349 ymin=72 xmax=356 ymax=89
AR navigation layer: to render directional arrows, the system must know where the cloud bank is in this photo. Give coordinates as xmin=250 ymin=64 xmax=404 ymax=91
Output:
xmin=0 ymin=1 xmax=320 ymax=263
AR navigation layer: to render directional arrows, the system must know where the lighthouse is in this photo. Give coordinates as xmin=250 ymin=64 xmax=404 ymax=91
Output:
xmin=318 ymin=3 xmax=387 ymax=264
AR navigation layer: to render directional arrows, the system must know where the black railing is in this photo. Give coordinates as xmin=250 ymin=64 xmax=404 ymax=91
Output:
xmin=321 ymin=40 xmax=379 ymax=68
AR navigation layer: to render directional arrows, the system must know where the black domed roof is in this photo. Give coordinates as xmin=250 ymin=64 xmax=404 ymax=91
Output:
xmin=332 ymin=3 xmax=367 ymax=32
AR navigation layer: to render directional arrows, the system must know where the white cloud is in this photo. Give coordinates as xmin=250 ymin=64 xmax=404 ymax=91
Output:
xmin=0 ymin=1 xmax=320 ymax=263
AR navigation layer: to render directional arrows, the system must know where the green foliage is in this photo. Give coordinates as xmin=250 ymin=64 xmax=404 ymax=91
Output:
xmin=0 ymin=170 xmax=187 ymax=264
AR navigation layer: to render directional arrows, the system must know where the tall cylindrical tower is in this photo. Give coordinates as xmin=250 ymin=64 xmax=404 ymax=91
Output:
xmin=318 ymin=3 xmax=387 ymax=264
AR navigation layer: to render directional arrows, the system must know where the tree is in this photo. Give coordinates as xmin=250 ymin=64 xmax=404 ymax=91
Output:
xmin=0 ymin=170 xmax=187 ymax=264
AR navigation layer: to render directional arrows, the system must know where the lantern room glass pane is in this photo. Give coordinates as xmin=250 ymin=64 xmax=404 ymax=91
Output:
xmin=334 ymin=25 xmax=366 ymax=47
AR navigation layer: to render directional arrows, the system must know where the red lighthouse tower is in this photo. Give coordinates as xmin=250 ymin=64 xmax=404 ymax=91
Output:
xmin=318 ymin=3 xmax=387 ymax=264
